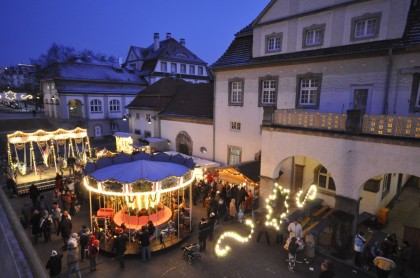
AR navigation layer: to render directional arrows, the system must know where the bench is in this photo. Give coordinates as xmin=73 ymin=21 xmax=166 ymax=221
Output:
xmin=300 ymin=217 xmax=311 ymax=228
xmin=303 ymin=221 xmax=320 ymax=236
xmin=357 ymin=212 xmax=376 ymax=225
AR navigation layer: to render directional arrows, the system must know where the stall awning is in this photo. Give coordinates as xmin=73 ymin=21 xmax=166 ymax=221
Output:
xmin=216 ymin=160 xmax=261 ymax=185
xmin=164 ymin=151 xmax=220 ymax=168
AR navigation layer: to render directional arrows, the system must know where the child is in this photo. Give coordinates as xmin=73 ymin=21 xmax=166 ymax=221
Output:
xmin=46 ymin=250 xmax=63 ymax=278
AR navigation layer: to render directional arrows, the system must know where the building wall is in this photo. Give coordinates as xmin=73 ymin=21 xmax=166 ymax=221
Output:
xmin=160 ymin=119 xmax=214 ymax=161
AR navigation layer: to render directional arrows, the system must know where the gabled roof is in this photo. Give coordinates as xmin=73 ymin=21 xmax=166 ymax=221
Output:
xmin=212 ymin=1 xmax=420 ymax=70
xmin=126 ymin=38 xmax=207 ymax=76
xmin=41 ymin=59 xmax=147 ymax=85
xmin=127 ymin=77 xmax=214 ymax=119
xmin=54 ymin=80 xmax=144 ymax=95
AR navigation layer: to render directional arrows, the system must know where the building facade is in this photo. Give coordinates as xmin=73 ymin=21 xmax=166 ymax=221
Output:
xmin=124 ymin=32 xmax=212 ymax=85
xmin=41 ymin=58 xmax=147 ymax=138
xmin=211 ymin=0 xmax=420 ymax=257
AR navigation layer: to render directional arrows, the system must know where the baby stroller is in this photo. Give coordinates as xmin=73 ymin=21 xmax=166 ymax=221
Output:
xmin=182 ymin=243 xmax=201 ymax=265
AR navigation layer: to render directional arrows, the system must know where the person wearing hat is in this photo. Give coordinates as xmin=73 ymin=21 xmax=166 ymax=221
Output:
xmin=112 ymin=227 xmax=128 ymax=268
xmin=31 ymin=209 xmax=41 ymax=244
xmin=88 ymin=235 xmax=99 ymax=271
xmin=78 ymin=224 xmax=91 ymax=262
xmin=46 ymin=250 xmax=63 ymax=278
xmin=59 ymin=210 xmax=72 ymax=250
xmin=67 ymin=233 xmax=81 ymax=277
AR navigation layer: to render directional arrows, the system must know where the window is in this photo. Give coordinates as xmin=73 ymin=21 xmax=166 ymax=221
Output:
xmin=198 ymin=66 xmax=204 ymax=76
xmin=109 ymin=99 xmax=120 ymax=112
xmin=231 ymin=121 xmax=241 ymax=131
xmin=111 ymin=123 xmax=118 ymax=131
xmin=317 ymin=166 xmax=336 ymax=191
xmin=135 ymin=113 xmax=140 ymax=119
xmin=296 ymin=73 xmax=322 ymax=109
xmin=228 ymin=146 xmax=241 ymax=165
xmin=259 ymin=76 xmax=278 ymax=107
xmin=303 ymin=24 xmax=325 ymax=48
xmin=265 ymin=33 xmax=282 ymax=53
xmin=180 ymin=64 xmax=186 ymax=74
xmin=134 ymin=129 xmax=141 ymax=135
xmin=409 ymin=73 xmax=420 ymax=112
xmin=228 ymin=78 xmax=244 ymax=106
xmin=90 ymin=99 xmax=102 ymax=113
xmin=171 ymin=63 xmax=177 ymax=73
xmin=161 ymin=62 xmax=167 ymax=72
xmin=351 ymin=12 xmax=381 ymax=41
xmin=189 ymin=65 xmax=195 ymax=75
xmin=382 ymin=173 xmax=391 ymax=199
xmin=144 ymin=131 xmax=151 ymax=138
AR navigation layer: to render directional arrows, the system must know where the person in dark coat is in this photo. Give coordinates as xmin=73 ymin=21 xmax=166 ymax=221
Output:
xmin=31 ymin=209 xmax=41 ymax=244
xmin=319 ymin=259 xmax=335 ymax=278
xmin=29 ymin=183 xmax=39 ymax=208
xmin=207 ymin=212 xmax=216 ymax=241
xmin=139 ymin=225 xmax=151 ymax=262
xmin=59 ymin=211 xmax=72 ymax=250
xmin=112 ymin=228 xmax=128 ymax=268
xmin=198 ymin=218 xmax=208 ymax=251
xmin=40 ymin=210 xmax=52 ymax=242
xmin=46 ymin=250 xmax=63 ymax=278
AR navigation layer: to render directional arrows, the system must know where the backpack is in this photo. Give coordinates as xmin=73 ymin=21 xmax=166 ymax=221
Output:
xmin=80 ymin=234 xmax=89 ymax=246
xmin=90 ymin=246 xmax=98 ymax=255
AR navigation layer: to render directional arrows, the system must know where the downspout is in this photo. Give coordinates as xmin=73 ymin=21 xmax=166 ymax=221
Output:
xmin=212 ymin=71 xmax=216 ymax=163
xmin=393 ymin=69 xmax=402 ymax=114
xmin=383 ymin=48 xmax=393 ymax=115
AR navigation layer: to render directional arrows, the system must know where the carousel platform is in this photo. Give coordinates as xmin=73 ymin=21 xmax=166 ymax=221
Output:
xmin=14 ymin=166 xmax=65 ymax=195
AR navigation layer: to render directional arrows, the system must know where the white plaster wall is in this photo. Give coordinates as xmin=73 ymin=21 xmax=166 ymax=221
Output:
xmin=160 ymin=120 xmax=214 ymax=161
xmin=128 ymin=109 xmax=157 ymax=137
xmin=261 ymin=130 xmax=420 ymax=201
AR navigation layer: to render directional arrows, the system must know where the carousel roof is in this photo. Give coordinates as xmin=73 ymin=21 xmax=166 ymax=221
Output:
xmin=90 ymin=159 xmax=190 ymax=183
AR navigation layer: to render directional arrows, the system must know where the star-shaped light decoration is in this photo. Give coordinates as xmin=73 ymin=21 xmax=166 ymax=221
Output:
xmin=4 ymin=90 xmax=16 ymax=101
xmin=215 ymin=183 xmax=318 ymax=258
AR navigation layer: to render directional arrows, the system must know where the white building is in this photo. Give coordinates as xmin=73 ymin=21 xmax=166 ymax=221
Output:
xmin=41 ymin=58 xmax=147 ymax=138
xmin=211 ymin=0 xmax=420 ymax=257
xmin=124 ymin=33 xmax=212 ymax=85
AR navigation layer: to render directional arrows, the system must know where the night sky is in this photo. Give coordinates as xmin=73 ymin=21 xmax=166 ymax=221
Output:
xmin=0 ymin=0 xmax=269 ymax=67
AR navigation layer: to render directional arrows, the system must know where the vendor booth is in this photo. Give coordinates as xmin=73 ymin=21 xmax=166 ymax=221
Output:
xmin=83 ymin=152 xmax=196 ymax=254
xmin=214 ymin=160 xmax=261 ymax=194
xmin=114 ymin=132 xmax=142 ymax=154
xmin=165 ymin=151 xmax=220 ymax=180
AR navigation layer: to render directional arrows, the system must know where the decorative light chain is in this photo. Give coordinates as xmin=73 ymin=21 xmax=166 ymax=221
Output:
xmin=215 ymin=219 xmax=254 ymax=257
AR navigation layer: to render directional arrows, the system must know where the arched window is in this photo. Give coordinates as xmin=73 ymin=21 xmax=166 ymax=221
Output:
xmin=317 ymin=166 xmax=336 ymax=191
xmin=109 ymin=99 xmax=120 ymax=112
xmin=90 ymin=99 xmax=102 ymax=112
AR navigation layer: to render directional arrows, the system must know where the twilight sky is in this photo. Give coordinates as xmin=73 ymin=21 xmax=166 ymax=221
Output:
xmin=0 ymin=0 xmax=269 ymax=67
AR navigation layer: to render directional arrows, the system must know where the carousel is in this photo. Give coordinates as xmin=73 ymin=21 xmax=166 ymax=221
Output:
xmin=83 ymin=151 xmax=196 ymax=254
xmin=6 ymin=127 xmax=91 ymax=184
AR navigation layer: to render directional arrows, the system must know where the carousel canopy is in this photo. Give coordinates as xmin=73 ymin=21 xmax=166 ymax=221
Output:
xmin=91 ymin=159 xmax=190 ymax=183
xmin=7 ymin=127 xmax=88 ymax=144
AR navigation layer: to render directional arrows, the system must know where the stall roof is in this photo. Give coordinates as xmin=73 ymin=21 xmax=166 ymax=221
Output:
xmin=216 ymin=160 xmax=261 ymax=185
xmin=165 ymin=151 xmax=220 ymax=168
xmin=113 ymin=132 xmax=141 ymax=138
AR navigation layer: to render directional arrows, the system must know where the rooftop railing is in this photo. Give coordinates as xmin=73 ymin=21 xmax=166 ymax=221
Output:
xmin=272 ymin=109 xmax=420 ymax=138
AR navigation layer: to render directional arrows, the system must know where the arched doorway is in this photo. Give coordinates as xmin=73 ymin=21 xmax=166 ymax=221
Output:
xmin=68 ymin=99 xmax=83 ymax=118
xmin=175 ymin=131 xmax=192 ymax=156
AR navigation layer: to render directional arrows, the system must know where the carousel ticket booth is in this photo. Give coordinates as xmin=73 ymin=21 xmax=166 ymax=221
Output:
xmin=83 ymin=152 xmax=196 ymax=254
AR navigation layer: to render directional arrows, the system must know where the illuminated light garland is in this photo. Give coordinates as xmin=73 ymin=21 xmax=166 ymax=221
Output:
xmin=265 ymin=183 xmax=290 ymax=231
xmin=4 ymin=90 xmax=16 ymax=101
xmin=20 ymin=94 xmax=33 ymax=99
xmin=215 ymin=219 xmax=254 ymax=257
xmin=295 ymin=184 xmax=317 ymax=208
xmin=214 ymin=183 xmax=318 ymax=258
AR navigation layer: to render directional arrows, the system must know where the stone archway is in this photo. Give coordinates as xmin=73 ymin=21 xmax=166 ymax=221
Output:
xmin=175 ymin=131 xmax=192 ymax=156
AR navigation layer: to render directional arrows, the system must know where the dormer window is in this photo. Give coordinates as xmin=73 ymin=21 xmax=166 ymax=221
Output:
xmin=198 ymin=66 xmax=204 ymax=76
xmin=171 ymin=63 xmax=177 ymax=73
xmin=180 ymin=64 xmax=186 ymax=74
xmin=265 ymin=33 xmax=282 ymax=53
xmin=189 ymin=65 xmax=195 ymax=75
xmin=351 ymin=12 xmax=381 ymax=41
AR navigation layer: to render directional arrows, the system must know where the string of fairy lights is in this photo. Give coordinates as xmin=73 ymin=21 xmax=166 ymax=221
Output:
xmin=214 ymin=183 xmax=317 ymax=258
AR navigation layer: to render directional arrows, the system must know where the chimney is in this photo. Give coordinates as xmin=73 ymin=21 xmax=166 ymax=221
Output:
xmin=154 ymin=33 xmax=160 ymax=51
xmin=166 ymin=32 xmax=172 ymax=39
xmin=180 ymin=38 xmax=185 ymax=46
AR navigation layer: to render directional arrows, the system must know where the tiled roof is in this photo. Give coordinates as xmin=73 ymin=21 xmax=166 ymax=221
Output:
xmin=212 ymin=1 xmax=420 ymax=70
xmin=41 ymin=60 xmax=147 ymax=84
xmin=162 ymin=82 xmax=213 ymax=118
xmin=127 ymin=78 xmax=214 ymax=119
xmin=127 ymin=38 xmax=207 ymax=75
xmin=54 ymin=80 xmax=144 ymax=95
